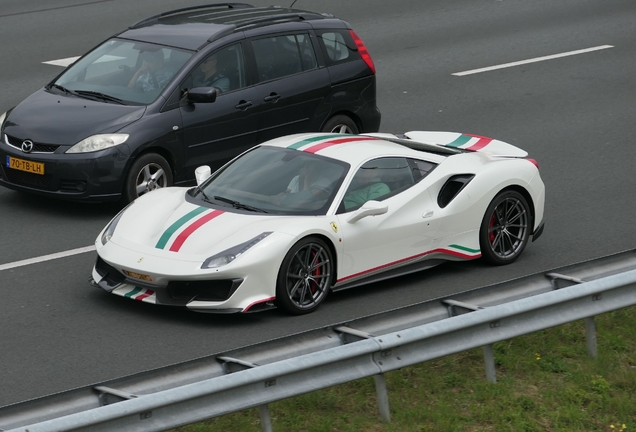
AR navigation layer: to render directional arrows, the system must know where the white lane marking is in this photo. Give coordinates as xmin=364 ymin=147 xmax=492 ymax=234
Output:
xmin=43 ymin=56 xmax=80 ymax=67
xmin=452 ymin=45 xmax=614 ymax=76
xmin=0 ymin=246 xmax=95 ymax=272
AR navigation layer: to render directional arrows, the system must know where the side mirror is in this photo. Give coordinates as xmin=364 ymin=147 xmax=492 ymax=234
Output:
xmin=346 ymin=200 xmax=388 ymax=224
xmin=187 ymin=87 xmax=217 ymax=104
xmin=195 ymin=165 xmax=212 ymax=186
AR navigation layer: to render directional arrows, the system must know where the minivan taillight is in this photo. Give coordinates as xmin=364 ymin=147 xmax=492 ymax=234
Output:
xmin=349 ymin=29 xmax=375 ymax=74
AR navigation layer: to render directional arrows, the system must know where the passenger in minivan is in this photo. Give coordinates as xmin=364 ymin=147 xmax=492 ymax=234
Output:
xmin=193 ymin=54 xmax=230 ymax=94
xmin=127 ymin=50 xmax=175 ymax=92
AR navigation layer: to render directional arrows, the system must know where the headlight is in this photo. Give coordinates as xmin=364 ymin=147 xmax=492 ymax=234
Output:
xmin=100 ymin=203 xmax=133 ymax=245
xmin=0 ymin=111 xmax=6 ymax=129
xmin=202 ymin=232 xmax=272 ymax=269
xmin=66 ymin=134 xmax=129 ymax=154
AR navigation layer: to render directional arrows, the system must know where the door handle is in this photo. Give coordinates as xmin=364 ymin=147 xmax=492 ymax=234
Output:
xmin=235 ymin=100 xmax=253 ymax=110
xmin=423 ymin=210 xmax=434 ymax=218
xmin=263 ymin=93 xmax=281 ymax=103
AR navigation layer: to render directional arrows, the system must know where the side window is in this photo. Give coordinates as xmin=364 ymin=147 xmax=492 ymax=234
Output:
xmin=251 ymin=33 xmax=317 ymax=82
xmin=341 ymin=158 xmax=413 ymax=212
xmin=181 ymin=43 xmax=245 ymax=95
xmin=319 ymin=31 xmax=350 ymax=63
xmin=409 ymin=159 xmax=437 ymax=183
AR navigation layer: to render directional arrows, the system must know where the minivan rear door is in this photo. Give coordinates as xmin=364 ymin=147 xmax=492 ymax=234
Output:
xmin=247 ymin=32 xmax=331 ymax=141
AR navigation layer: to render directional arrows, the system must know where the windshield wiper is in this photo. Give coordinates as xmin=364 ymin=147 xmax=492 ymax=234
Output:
xmin=194 ymin=185 xmax=213 ymax=203
xmin=74 ymin=90 xmax=125 ymax=105
xmin=48 ymin=84 xmax=76 ymax=96
xmin=214 ymin=195 xmax=268 ymax=213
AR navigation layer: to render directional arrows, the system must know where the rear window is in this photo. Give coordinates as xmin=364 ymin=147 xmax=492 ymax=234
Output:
xmin=316 ymin=30 xmax=359 ymax=65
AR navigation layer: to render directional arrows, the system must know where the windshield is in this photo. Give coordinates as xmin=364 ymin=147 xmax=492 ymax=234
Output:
xmin=198 ymin=146 xmax=350 ymax=215
xmin=54 ymin=38 xmax=193 ymax=105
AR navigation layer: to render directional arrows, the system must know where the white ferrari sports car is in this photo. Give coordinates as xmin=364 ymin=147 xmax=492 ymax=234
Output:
xmin=91 ymin=131 xmax=545 ymax=314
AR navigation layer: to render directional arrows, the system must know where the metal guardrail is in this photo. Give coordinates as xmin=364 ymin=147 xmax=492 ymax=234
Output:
xmin=3 ymin=250 xmax=636 ymax=432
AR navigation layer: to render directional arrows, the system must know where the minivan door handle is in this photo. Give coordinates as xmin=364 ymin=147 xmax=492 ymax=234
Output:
xmin=235 ymin=100 xmax=253 ymax=111
xmin=263 ymin=93 xmax=281 ymax=103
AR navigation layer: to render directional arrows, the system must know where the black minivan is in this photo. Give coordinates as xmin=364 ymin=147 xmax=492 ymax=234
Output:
xmin=0 ymin=3 xmax=380 ymax=202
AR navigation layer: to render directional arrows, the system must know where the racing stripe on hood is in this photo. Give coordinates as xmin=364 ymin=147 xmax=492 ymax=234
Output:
xmin=287 ymin=135 xmax=379 ymax=153
xmin=155 ymin=208 xmax=225 ymax=252
xmin=445 ymin=134 xmax=493 ymax=151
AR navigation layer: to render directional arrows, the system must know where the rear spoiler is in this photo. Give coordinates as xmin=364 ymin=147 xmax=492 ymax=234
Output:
xmin=403 ymin=131 xmax=528 ymax=158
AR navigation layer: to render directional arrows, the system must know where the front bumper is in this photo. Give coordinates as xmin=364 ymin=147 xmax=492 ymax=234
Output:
xmin=0 ymin=140 xmax=128 ymax=201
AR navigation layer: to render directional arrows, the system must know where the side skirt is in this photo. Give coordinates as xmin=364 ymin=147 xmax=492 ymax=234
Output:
xmin=332 ymin=259 xmax=447 ymax=292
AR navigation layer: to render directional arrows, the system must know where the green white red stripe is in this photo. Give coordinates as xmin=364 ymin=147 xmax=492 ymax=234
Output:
xmin=337 ymin=244 xmax=481 ymax=283
xmin=120 ymin=286 xmax=155 ymax=301
xmin=156 ymin=208 xmax=224 ymax=252
xmin=445 ymin=134 xmax=493 ymax=151
xmin=287 ymin=134 xmax=378 ymax=153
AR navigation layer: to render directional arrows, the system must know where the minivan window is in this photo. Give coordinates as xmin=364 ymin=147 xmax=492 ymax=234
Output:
xmin=54 ymin=38 xmax=193 ymax=105
xmin=182 ymin=43 xmax=246 ymax=95
xmin=252 ymin=34 xmax=317 ymax=82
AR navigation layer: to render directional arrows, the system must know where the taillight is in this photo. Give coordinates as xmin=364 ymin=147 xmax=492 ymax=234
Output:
xmin=525 ymin=158 xmax=539 ymax=169
xmin=349 ymin=29 xmax=375 ymax=74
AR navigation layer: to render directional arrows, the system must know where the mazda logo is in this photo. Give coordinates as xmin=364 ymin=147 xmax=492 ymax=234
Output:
xmin=21 ymin=140 xmax=34 ymax=153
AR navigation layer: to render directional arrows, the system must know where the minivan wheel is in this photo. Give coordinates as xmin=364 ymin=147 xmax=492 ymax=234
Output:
xmin=123 ymin=153 xmax=173 ymax=203
xmin=321 ymin=115 xmax=359 ymax=134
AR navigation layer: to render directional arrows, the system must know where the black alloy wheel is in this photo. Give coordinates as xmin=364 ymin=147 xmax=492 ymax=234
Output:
xmin=479 ymin=190 xmax=531 ymax=265
xmin=276 ymin=237 xmax=333 ymax=314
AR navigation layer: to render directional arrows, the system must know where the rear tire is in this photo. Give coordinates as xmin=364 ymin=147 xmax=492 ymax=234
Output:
xmin=276 ymin=237 xmax=333 ymax=315
xmin=321 ymin=115 xmax=359 ymax=134
xmin=123 ymin=153 xmax=173 ymax=203
xmin=479 ymin=190 xmax=531 ymax=265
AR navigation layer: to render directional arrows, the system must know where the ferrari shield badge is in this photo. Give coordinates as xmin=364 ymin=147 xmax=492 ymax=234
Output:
xmin=330 ymin=222 xmax=338 ymax=233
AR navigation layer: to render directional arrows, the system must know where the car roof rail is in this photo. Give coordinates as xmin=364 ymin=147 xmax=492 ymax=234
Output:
xmin=232 ymin=12 xmax=324 ymax=30
xmin=129 ymin=3 xmax=255 ymax=29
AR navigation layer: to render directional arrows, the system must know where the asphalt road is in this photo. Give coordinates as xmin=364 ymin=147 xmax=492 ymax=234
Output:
xmin=1 ymin=0 xmax=635 ymax=407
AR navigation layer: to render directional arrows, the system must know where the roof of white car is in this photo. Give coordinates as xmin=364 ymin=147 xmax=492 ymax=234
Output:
xmin=261 ymin=133 xmax=449 ymax=165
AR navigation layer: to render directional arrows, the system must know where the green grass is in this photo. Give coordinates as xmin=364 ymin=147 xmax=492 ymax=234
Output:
xmin=175 ymin=306 xmax=636 ymax=432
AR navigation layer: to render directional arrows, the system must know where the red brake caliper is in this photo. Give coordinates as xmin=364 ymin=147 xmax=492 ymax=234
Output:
xmin=489 ymin=213 xmax=496 ymax=244
xmin=310 ymin=250 xmax=321 ymax=294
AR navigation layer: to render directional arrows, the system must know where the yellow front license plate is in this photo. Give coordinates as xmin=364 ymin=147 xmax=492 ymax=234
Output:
xmin=124 ymin=270 xmax=153 ymax=282
xmin=6 ymin=156 xmax=45 ymax=175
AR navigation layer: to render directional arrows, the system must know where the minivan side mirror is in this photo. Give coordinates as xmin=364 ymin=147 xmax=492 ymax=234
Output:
xmin=187 ymin=87 xmax=217 ymax=104
xmin=195 ymin=165 xmax=212 ymax=186
xmin=346 ymin=200 xmax=388 ymax=224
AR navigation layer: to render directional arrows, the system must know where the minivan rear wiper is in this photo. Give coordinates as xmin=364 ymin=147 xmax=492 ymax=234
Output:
xmin=74 ymin=90 xmax=125 ymax=105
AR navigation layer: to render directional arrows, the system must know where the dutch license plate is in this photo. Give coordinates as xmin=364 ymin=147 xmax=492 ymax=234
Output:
xmin=124 ymin=270 xmax=153 ymax=282
xmin=6 ymin=156 xmax=45 ymax=175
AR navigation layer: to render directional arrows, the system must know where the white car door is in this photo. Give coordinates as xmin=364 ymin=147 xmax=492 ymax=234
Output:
xmin=334 ymin=157 xmax=440 ymax=285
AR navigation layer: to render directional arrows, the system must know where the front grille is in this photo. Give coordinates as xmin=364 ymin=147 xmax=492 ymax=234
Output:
xmin=5 ymin=134 xmax=61 ymax=153
xmin=167 ymin=279 xmax=242 ymax=302
xmin=2 ymin=167 xmax=55 ymax=190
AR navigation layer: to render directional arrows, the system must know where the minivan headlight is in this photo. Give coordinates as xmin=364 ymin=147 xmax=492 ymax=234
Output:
xmin=0 ymin=111 xmax=6 ymax=129
xmin=66 ymin=134 xmax=129 ymax=154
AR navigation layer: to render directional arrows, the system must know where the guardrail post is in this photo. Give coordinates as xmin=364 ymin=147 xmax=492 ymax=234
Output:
xmin=482 ymin=344 xmax=496 ymax=383
xmin=259 ymin=404 xmax=273 ymax=432
xmin=585 ymin=316 xmax=598 ymax=358
xmin=374 ymin=373 xmax=391 ymax=422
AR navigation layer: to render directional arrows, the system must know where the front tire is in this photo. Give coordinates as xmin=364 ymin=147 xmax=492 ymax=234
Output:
xmin=321 ymin=114 xmax=359 ymax=134
xmin=479 ymin=190 xmax=531 ymax=265
xmin=123 ymin=153 xmax=173 ymax=203
xmin=276 ymin=237 xmax=333 ymax=315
